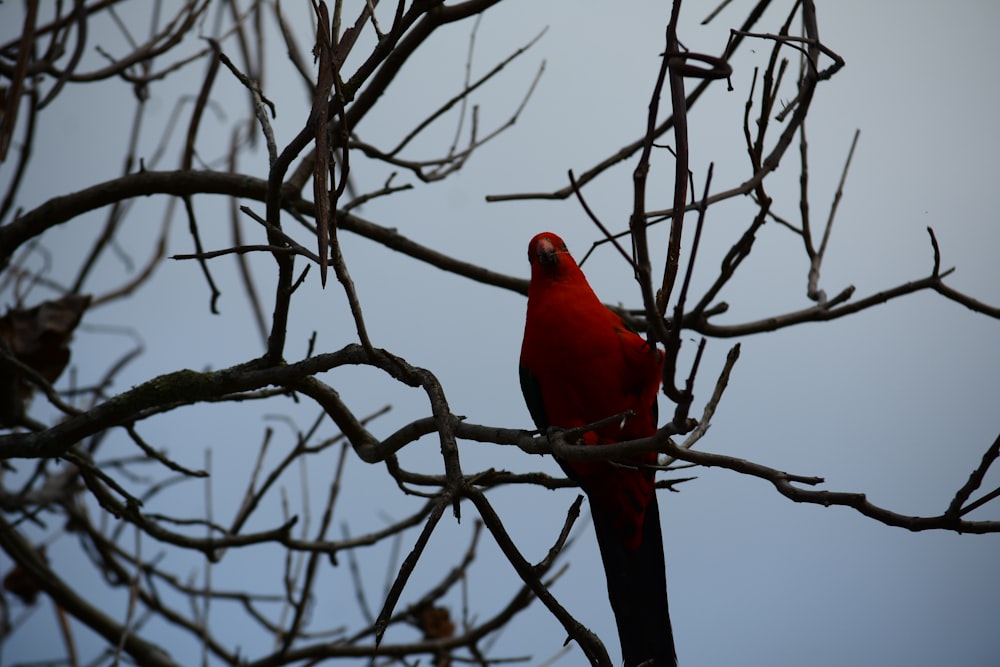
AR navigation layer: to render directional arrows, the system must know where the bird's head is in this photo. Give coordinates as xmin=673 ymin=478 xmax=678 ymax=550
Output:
xmin=528 ymin=232 xmax=573 ymax=275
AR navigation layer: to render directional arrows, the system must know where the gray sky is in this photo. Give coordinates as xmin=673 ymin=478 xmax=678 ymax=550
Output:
xmin=2 ymin=1 xmax=999 ymax=666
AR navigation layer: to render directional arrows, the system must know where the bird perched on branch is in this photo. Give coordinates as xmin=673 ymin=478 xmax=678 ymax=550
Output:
xmin=519 ymin=231 xmax=676 ymax=666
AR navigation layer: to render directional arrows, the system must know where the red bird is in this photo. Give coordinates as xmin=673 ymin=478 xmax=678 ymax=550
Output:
xmin=519 ymin=232 xmax=676 ymax=666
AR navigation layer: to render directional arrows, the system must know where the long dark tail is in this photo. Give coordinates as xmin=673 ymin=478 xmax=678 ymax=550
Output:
xmin=591 ymin=492 xmax=676 ymax=667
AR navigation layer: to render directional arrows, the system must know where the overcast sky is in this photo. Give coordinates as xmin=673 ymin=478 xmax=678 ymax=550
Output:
xmin=2 ymin=2 xmax=999 ymax=666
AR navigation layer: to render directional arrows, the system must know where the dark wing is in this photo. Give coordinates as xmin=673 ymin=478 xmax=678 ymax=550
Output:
xmin=518 ymin=363 xmax=549 ymax=432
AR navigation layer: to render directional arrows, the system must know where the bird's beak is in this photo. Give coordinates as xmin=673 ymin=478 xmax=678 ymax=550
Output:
xmin=535 ymin=237 xmax=559 ymax=267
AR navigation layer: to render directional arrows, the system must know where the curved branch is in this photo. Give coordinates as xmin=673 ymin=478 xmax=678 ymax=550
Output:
xmin=0 ymin=170 xmax=527 ymax=293
xmin=0 ymin=514 xmax=181 ymax=667
xmin=484 ymin=0 xmax=774 ymax=202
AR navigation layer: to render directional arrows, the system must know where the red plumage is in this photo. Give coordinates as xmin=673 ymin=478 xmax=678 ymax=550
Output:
xmin=519 ymin=231 xmax=676 ymax=666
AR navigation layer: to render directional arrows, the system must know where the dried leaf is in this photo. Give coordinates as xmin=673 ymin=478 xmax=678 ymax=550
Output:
xmin=417 ymin=604 xmax=455 ymax=640
xmin=312 ymin=1 xmax=335 ymax=287
xmin=2 ymin=545 xmax=46 ymax=605
xmin=0 ymin=294 xmax=91 ymax=423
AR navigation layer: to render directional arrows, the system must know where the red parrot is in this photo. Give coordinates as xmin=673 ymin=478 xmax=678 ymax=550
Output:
xmin=519 ymin=231 xmax=676 ymax=667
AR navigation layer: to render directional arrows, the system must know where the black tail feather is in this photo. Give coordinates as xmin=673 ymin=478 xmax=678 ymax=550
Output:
xmin=591 ymin=492 xmax=676 ymax=667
